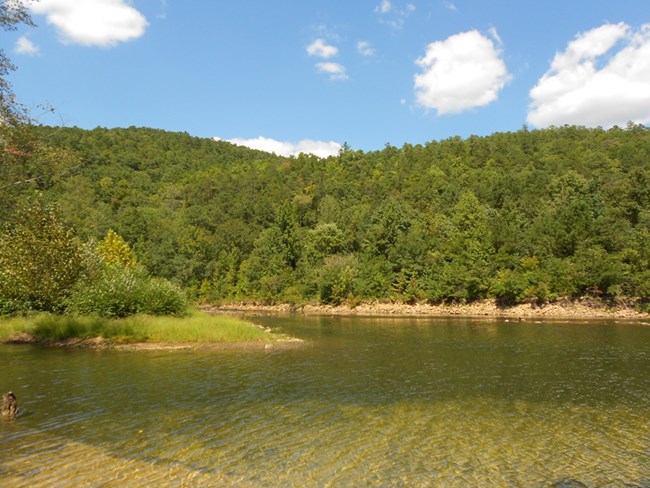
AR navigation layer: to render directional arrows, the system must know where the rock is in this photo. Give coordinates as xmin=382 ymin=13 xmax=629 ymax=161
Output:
xmin=1 ymin=391 xmax=18 ymax=418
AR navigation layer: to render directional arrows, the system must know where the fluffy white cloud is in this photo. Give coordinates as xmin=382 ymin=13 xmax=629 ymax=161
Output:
xmin=316 ymin=62 xmax=348 ymax=80
xmin=306 ymin=36 xmax=347 ymax=80
xmin=357 ymin=40 xmax=376 ymax=57
xmin=30 ymin=0 xmax=148 ymax=47
xmin=216 ymin=136 xmax=341 ymax=158
xmin=528 ymin=22 xmax=650 ymax=128
xmin=306 ymin=38 xmax=338 ymax=59
xmin=414 ymin=30 xmax=510 ymax=114
xmin=15 ymin=36 xmax=39 ymax=55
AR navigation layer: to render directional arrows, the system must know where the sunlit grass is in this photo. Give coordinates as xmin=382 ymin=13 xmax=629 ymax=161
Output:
xmin=0 ymin=315 xmax=34 ymax=341
xmin=116 ymin=312 xmax=269 ymax=343
xmin=0 ymin=310 xmax=270 ymax=344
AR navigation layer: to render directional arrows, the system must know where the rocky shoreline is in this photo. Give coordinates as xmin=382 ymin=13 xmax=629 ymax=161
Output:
xmin=206 ymin=298 xmax=650 ymax=321
xmin=4 ymin=299 xmax=647 ymax=351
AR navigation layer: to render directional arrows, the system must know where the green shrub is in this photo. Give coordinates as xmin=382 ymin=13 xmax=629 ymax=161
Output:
xmin=66 ymin=266 xmax=145 ymax=318
xmin=632 ymin=271 xmax=650 ymax=300
xmin=490 ymin=269 xmax=529 ymax=305
xmin=391 ymin=269 xmax=424 ymax=304
xmin=140 ymin=277 xmax=189 ymax=316
xmin=636 ymin=301 xmax=650 ymax=313
xmin=425 ymin=261 xmax=473 ymax=303
xmin=355 ymin=256 xmax=392 ymax=300
xmin=0 ymin=296 xmax=21 ymax=316
xmin=280 ymin=285 xmax=303 ymax=306
xmin=66 ymin=266 xmax=188 ymax=318
xmin=317 ymin=255 xmax=357 ymax=304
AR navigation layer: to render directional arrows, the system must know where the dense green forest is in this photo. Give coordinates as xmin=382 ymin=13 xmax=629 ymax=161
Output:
xmin=3 ymin=123 xmax=650 ymax=308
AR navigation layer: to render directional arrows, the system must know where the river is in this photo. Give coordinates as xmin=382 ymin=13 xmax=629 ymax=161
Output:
xmin=1 ymin=315 xmax=649 ymax=486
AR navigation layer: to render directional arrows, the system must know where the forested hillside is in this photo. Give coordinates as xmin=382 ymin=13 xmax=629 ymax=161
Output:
xmin=6 ymin=124 xmax=650 ymax=307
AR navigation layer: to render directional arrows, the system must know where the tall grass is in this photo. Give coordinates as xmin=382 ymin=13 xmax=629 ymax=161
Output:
xmin=31 ymin=315 xmax=144 ymax=342
xmin=0 ymin=315 xmax=33 ymax=341
xmin=117 ymin=312 xmax=268 ymax=343
xmin=0 ymin=311 xmax=269 ymax=344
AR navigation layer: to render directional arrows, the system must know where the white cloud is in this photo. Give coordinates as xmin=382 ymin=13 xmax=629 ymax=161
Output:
xmin=15 ymin=36 xmax=39 ymax=55
xmin=216 ymin=136 xmax=341 ymax=158
xmin=357 ymin=40 xmax=376 ymax=57
xmin=316 ymin=62 xmax=348 ymax=80
xmin=376 ymin=1 xmax=415 ymax=29
xmin=488 ymin=26 xmax=502 ymax=46
xmin=528 ymin=22 xmax=650 ymax=128
xmin=414 ymin=29 xmax=510 ymax=114
xmin=30 ymin=0 xmax=148 ymax=47
xmin=306 ymin=38 xmax=338 ymax=59
xmin=306 ymin=36 xmax=346 ymax=80
xmin=375 ymin=0 xmax=392 ymax=14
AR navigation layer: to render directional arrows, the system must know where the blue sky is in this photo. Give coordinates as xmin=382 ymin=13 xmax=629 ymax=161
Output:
xmin=9 ymin=0 xmax=650 ymax=156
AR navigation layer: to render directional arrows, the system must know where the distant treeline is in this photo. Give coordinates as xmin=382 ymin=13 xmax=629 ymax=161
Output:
xmin=5 ymin=123 xmax=650 ymax=307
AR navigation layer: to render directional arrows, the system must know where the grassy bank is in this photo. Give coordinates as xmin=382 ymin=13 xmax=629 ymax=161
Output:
xmin=0 ymin=310 xmax=278 ymax=345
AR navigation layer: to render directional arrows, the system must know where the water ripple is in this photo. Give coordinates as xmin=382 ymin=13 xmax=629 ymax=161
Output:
xmin=2 ymin=318 xmax=650 ymax=486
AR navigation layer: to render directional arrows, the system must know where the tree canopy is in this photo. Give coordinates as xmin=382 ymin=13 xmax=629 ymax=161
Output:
xmin=3 ymin=122 xmax=647 ymax=308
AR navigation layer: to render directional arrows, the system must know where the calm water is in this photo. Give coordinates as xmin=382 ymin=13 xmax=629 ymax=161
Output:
xmin=1 ymin=315 xmax=649 ymax=487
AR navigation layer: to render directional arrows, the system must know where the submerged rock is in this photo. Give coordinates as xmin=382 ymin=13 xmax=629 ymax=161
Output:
xmin=1 ymin=391 xmax=18 ymax=418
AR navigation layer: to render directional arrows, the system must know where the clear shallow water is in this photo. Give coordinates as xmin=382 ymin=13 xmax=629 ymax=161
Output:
xmin=1 ymin=315 xmax=649 ymax=487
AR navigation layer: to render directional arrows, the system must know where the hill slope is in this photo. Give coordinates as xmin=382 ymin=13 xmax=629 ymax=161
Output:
xmin=13 ymin=124 xmax=650 ymax=306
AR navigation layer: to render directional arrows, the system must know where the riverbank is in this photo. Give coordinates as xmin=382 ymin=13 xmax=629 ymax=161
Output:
xmin=207 ymin=298 xmax=650 ymax=320
xmin=0 ymin=311 xmax=305 ymax=351
xmin=2 ymin=334 xmax=305 ymax=351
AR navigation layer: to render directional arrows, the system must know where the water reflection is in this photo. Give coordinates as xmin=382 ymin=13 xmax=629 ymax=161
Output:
xmin=1 ymin=316 xmax=650 ymax=486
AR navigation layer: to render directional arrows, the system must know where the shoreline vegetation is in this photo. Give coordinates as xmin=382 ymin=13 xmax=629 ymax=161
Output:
xmin=0 ymin=310 xmax=304 ymax=351
xmin=1 ymin=297 xmax=648 ymax=352
xmin=206 ymin=297 xmax=650 ymax=321
xmin=12 ymin=125 xmax=650 ymax=316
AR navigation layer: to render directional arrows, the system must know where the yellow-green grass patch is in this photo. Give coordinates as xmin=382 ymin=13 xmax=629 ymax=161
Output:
xmin=0 ymin=310 xmax=270 ymax=344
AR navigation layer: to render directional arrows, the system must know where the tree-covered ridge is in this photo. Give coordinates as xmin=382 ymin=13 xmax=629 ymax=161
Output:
xmin=17 ymin=123 xmax=650 ymax=306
